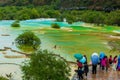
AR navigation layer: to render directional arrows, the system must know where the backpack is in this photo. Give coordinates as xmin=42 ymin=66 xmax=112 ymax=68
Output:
xmin=77 ymin=62 xmax=82 ymax=68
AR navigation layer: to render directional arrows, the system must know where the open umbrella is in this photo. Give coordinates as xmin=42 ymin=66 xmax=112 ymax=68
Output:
xmin=74 ymin=53 xmax=83 ymax=60
xmin=79 ymin=56 xmax=86 ymax=64
xmin=117 ymin=55 xmax=120 ymax=70
xmin=91 ymin=55 xmax=99 ymax=65
xmin=99 ymin=52 xmax=105 ymax=59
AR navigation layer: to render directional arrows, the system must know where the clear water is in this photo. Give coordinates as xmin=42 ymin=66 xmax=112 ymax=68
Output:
xmin=0 ymin=19 xmax=119 ymax=80
xmin=0 ymin=20 xmax=79 ymax=62
xmin=0 ymin=20 xmax=111 ymax=62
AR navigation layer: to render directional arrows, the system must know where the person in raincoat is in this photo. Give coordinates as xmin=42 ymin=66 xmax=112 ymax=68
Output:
xmin=112 ymin=55 xmax=117 ymax=71
xmin=91 ymin=53 xmax=99 ymax=74
xmin=74 ymin=53 xmax=83 ymax=69
xmin=77 ymin=60 xmax=83 ymax=69
xmin=109 ymin=55 xmax=113 ymax=66
xmin=83 ymin=55 xmax=87 ymax=63
xmin=83 ymin=62 xmax=89 ymax=79
xmin=117 ymin=55 xmax=120 ymax=71
xmin=105 ymin=56 xmax=109 ymax=72
xmin=101 ymin=57 xmax=106 ymax=70
xmin=99 ymin=52 xmax=105 ymax=68
xmin=75 ymin=67 xmax=84 ymax=80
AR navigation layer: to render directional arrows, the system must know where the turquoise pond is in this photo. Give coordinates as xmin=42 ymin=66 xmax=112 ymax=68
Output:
xmin=0 ymin=19 xmax=84 ymax=28
xmin=0 ymin=19 xmax=119 ymax=62
xmin=0 ymin=20 xmax=84 ymax=61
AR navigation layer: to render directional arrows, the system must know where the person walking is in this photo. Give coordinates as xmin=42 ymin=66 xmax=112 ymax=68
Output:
xmin=77 ymin=60 xmax=83 ymax=69
xmin=101 ymin=57 xmax=106 ymax=70
xmin=105 ymin=56 xmax=109 ymax=72
xmin=117 ymin=55 xmax=120 ymax=71
xmin=109 ymin=55 xmax=113 ymax=66
xmin=91 ymin=53 xmax=99 ymax=74
xmin=84 ymin=62 xmax=89 ymax=79
xmin=84 ymin=55 xmax=87 ymax=63
xmin=75 ymin=68 xmax=84 ymax=80
xmin=112 ymin=55 xmax=118 ymax=71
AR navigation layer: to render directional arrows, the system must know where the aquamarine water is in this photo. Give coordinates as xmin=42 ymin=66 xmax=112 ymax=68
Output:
xmin=0 ymin=19 xmax=86 ymax=62
xmin=0 ymin=19 xmax=85 ymax=28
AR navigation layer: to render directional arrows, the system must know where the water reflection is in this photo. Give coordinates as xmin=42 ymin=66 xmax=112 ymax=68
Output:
xmin=16 ymin=44 xmax=40 ymax=53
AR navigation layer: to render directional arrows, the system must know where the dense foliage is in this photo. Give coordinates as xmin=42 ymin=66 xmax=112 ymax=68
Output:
xmin=0 ymin=0 xmax=120 ymax=26
xmin=0 ymin=6 xmax=120 ymax=26
xmin=0 ymin=0 xmax=120 ymax=10
xmin=15 ymin=31 xmax=40 ymax=49
xmin=21 ymin=50 xmax=70 ymax=80
xmin=51 ymin=23 xmax=60 ymax=29
xmin=11 ymin=20 xmax=20 ymax=27
xmin=0 ymin=76 xmax=8 ymax=80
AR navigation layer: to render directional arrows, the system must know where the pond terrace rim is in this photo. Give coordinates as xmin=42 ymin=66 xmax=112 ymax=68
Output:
xmin=1 ymin=47 xmax=92 ymax=66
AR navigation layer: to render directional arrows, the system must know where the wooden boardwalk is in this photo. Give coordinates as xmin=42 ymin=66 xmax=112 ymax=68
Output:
xmin=71 ymin=66 xmax=120 ymax=80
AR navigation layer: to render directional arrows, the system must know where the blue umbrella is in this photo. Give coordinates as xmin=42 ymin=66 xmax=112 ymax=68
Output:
xmin=74 ymin=53 xmax=83 ymax=60
xmin=79 ymin=57 xmax=86 ymax=64
xmin=117 ymin=56 xmax=120 ymax=68
xmin=92 ymin=52 xmax=99 ymax=57
xmin=99 ymin=52 xmax=105 ymax=59
xmin=91 ymin=55 xmax=99 ymax=65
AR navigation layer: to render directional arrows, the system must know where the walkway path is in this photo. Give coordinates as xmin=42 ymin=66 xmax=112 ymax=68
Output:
xmin=71 ymin=66 xmax=120 ymax=80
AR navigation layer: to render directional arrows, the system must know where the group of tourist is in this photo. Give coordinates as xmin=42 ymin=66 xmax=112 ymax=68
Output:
xmin=75 ymin=53 xmax=120 ymax=80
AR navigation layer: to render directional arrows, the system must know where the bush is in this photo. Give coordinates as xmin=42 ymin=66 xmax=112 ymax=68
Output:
xmin=51 ymin=23 xmax=60 ymax=29
xmin=21 ymin=50 xmax=70 ymax=80
xmin=11 ymin=20 xmax=20 ymax=27
xmin=15 ymin=31 xmax=40 ymax=49
xmin=0 ymin=76 xmax=8 ymax=80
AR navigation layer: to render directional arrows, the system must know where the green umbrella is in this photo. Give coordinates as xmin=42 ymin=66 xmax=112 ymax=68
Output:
xmin=74 ymin=53 xmax=83 ymax=60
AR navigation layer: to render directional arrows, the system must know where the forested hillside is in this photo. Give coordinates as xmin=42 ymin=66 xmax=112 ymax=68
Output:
xmin=0 ymin=0 xmax=120 ymax=26
xmin=0 ymin=0 xmax=120 ymax=10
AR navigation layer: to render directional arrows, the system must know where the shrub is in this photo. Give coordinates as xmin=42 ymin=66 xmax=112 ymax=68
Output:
xmin=51 ymin=23 xmax=60 ymax=29
xmin=15 ymin=31 xmax=40 ymax=49
xmin=11 ymin=20 xmax=20 ymax=27
xmin=0 ymin=76 xmax=8 ymax=80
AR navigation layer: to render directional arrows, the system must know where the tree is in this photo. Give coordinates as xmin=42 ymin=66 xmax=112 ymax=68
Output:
xmin=46 ymin=10 xmax=61 ymax=18
xmin=15 ymin=31 xmax=40 ymax=49
xmin=15 ymin=8 xmax=30 ymax=20
xmin=30 ymin=8 xmax=39 ymax=18
xmin=21 ymin=50 xmax=70 ymax=80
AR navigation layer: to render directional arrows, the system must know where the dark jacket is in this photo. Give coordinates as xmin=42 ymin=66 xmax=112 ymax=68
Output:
xmin=76 ymin=69 xmax=84 ymax=76
xmin=84 ymin=64 xmax=89 ymax=73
